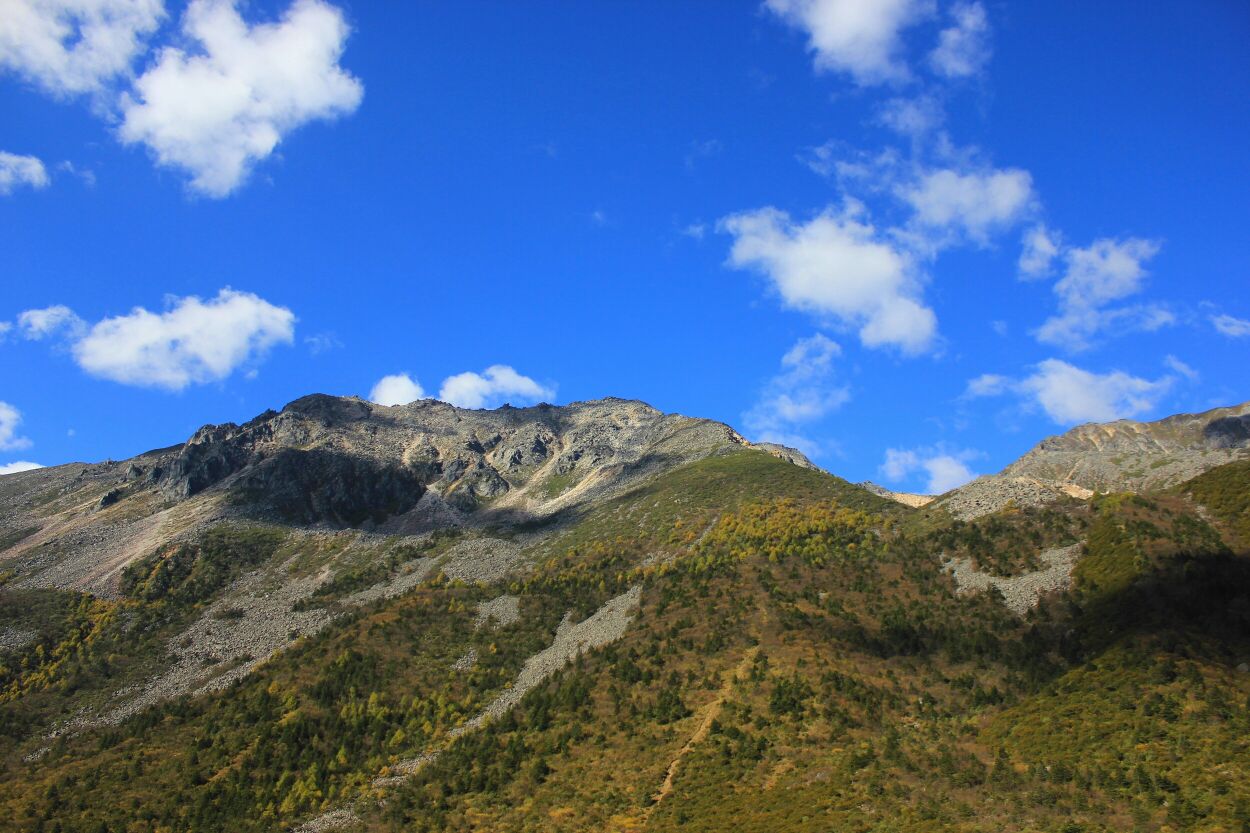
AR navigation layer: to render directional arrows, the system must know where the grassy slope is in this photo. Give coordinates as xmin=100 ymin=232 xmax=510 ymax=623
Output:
xmin=1 ymin=453 xmax=1248 ymax=832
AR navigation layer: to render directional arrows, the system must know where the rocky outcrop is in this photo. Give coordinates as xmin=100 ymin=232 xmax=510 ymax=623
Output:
xmin=935 ymin=401 xmax=1250 ymax=520
xmin=229 ymin=449 xmax=426 ymax=527
xmin=1002 ymin=400 xmax=1250 ymax=493
xmin=749 ymin=442 xmax=820 ymax=470
xmin=858 ymin=481 xmax=934 ymax=508
xmin=0 ymin=395 xmax=787 ymax=598
xmin=945 ymin=543 xmax=1081 ymax=616
xmin=152 ymin=395 xmax=752 ymax=526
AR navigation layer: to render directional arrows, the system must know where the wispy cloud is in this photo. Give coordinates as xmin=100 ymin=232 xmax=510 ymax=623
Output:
xmin=1035 ymin=237 xmax=1170 ymax=350
xmin=743 ymin=334 xmax=849 ymax=456
xmin=967 ymin=358 xmax=1174 ymax=425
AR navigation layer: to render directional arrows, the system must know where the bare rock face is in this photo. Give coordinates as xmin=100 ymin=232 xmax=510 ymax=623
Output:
xmin=858 ymin=481 xmax=934 ymax=508
xmin=935 ymin=400 xmax=1250 ymax=520
xmin=751 ymin=442 xmax=820 ymax=470
xmin=0 ymin=395 xmax=764 ymax=597
xmin=143 ymin=394 xmax=751 ymax=529
xmin=229 ymin=449 xmax=427 ymax=526
xmin=1001 ymin=400 xmax=1250 ymax=493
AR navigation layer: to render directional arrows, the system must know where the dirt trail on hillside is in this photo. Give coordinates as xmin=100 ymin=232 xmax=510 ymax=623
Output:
xmin=641 ymin=645 xmax=759 ymax=823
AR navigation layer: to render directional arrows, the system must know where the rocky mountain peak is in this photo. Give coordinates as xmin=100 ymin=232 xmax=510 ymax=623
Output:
xmin=136 ymin=394 xmax=775 ymax=529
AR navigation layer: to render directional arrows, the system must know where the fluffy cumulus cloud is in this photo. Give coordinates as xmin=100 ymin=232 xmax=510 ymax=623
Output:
xmin=18 ymin=289 xmax=296 ymax=389
xmin=0 ymin=401 xmax=32 ymax=451
xmin=1035 ymin=237 xmax=1168 ymax=350
xmin=369 ymin=373 xmax=425 ymax=407
xmin=744 ymin=334 xmax=849 ymax=456
xmin=719 ymin=205 xmax=937 ymax=354
xmin=1211 ymin=313 xmax=1250 ymax=338
xmin=899 ymin=165 xmax=1034 ymax=244
xmin=438 ymin=365 xmax=555 ymax=410
xmin=0 ymin=151 xmax=50 ymax=195
xmin=0 ymin=0 xmax=164 ymax=96
xmin=763 ymin=0 xmax=932 ymax=85
xmin=118 ymin=0 xmax=363 ymax=197
xmin=0 ymin=461 xmax=43 ymax=475
xmin=968 ymin=358 xmax=1174 ymax=425
xmin=928 ymin=1 xmax=990 ymax=78
xmin=880 ymin=446 xmax=979 ymax=494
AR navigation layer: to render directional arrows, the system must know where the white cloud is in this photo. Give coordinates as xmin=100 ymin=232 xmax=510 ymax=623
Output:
xmin=304 ymin=331 xmax=342 ymax=355
xmin=876 ymin=95 xmax=944 ymax=139
xmin=0 ymin=401 xmax=32 ymax=451
xmin=0 ymin=0 xmax=163 ymax=96
xmin=1163 ymin=355 xmax=1198 ymax=381
xmin=970 ymin=359 xmax=1174 ymax=425
xmin=438 ymin=365 xmax=555 ymax=410
xmin=58 ymin=159 xmax=97 ymax=187
xmin=60 ymin=288 xmax=295 ymax=389
xmin=928 ymin=1 xmax=990 ymax=78
xmin=763 ymin=0 xmax=932 ymax=85
xmin=1021 ymin=359 xmax=1172 ymax=424
xmin=719 ymin=204 xmax=937 ymax=354
xmin=899 ymin=166 xmax=1034 ymax=243
xmin=1053 ymin=237 xmax=1161 ymax=307
xmin=1035 ymin=237 xmax=1166 ymax=350
xmin=964 ymin=372 xmax=1008 ymax=397
xmin=0 ymin=151 xmax=50 ymax=194
xmin=1018 ymin=224 xmax=1060 ymax=279
xmin=370 ymin=373 xmax=424 ymax=407
xmin=921 ymin=454 xmax=977 ymax=493
xmin=17 ymin=304 xmax=85 ymax=339
xmin=1211 ymin=313 xmax=1250 ymax=338
xmin=880 ymin=446 xmax=978 ymax=494
xmin=118 ymin=0 xmax=364 ymax=197
xmin=744 ymin=334 xmax=849 ymax=455
xmin=0 ymin=460 xmax=43 ymax=475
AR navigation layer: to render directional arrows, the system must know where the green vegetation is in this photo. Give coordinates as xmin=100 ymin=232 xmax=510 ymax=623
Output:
xmin=120 ymin=525 xmax=286 ymax=606
xmin=1179 ymin=459 xmax=1250 ymax=545
xmin=305 ymin=530 xmax=462 ymax=604
xmin=543 ymin=471 xmax=578 ymax=498
xmin=1 ymin=452 xmax=1248 ymax=832
xmin=924 ymin=506 xmax=1085 ymax=576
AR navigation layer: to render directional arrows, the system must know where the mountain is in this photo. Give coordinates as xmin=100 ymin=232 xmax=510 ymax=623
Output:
xmin=0 ymin=395 xmax=763 ymax=598
xmin=934 ymin=401 xmax=1250 ymax=520
xmin=2 ymin=396 xmax=1249 ymax=833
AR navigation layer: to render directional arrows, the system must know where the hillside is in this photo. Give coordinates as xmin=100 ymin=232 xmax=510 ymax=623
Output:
xmin=1 ymin=397 xmax=1248 ymax=832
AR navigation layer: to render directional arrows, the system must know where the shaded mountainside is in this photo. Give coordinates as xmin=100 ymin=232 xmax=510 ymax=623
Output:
xmin=0 ymin=397 xmax=1248 ymax=833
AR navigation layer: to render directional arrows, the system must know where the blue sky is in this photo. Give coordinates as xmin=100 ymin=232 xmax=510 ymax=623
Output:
xmin=2 ymin=1 xmax=1248 ymax=494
